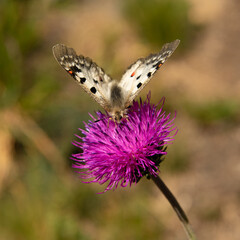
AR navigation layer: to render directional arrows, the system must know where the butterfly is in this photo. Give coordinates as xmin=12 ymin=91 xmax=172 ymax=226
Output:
xmin=52 ymin=39 xmax=180 ymax=123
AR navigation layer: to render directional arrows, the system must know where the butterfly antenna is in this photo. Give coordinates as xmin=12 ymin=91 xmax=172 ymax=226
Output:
xmin=94 ymin=115 xmax=111 ymax=123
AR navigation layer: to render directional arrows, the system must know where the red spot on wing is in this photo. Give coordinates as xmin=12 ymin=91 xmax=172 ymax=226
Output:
xmin=131 ymin=71 xmax=136 ymax=77
xmin=68 ymin=70 xmax=73 ymax=74
xmin=158 ymin=63 xmax=162 ymax=68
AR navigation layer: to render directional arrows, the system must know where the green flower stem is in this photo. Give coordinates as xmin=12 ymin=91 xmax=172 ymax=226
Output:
xmin=151 ymin=174 xmax=197 ymax=240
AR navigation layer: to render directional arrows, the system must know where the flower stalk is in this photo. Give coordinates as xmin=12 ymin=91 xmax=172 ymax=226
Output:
xmin=151 ymin=174 xmax=197 ymax=240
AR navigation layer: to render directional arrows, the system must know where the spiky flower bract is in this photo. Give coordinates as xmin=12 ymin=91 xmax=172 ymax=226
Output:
xmin=72 ymin=94 xmax=177 ymax=192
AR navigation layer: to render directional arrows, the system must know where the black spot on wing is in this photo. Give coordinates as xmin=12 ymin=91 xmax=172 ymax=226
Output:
xmin=147 ymin=72 xmax=152 ymax=77
xmin=80 ymin=77 xmax=86 ymax=84
xmin=136 ymin=75 xmax=141 ymax=80
xmin=137 ymin=82 xmax=142 ymax=89
xmin=93 ymin=79 xmax=98 ymax=84
xmin=90 ymin=87 xmax=97 ymax=94
xmin=71 ymin=65 xmax=82 ymax=72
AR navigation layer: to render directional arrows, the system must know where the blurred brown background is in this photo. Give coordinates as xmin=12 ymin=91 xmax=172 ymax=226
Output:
xmin=0 ymin=0 xmax=240 ymax=239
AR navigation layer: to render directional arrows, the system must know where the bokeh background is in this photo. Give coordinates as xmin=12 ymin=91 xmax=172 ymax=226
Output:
xmin=0 ymin=0 xmax=240 ymax=239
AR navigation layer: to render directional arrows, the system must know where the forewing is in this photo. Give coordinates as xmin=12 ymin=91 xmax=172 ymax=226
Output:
xmin=52 ymin=44 xmax=113 ymax=110
xmin=119 ymin=39 xmax=180 ymax=107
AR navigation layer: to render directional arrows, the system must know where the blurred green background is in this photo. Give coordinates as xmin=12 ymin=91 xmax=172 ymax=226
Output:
xmin=1 ymin=0 xmax=240 ymax=239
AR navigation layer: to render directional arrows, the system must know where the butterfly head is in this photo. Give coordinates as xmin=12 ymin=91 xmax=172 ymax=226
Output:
xmin=111 ymin=111 xmax=124 ymax=123
xmin=109 ymin=108 xmax=129 ymax=123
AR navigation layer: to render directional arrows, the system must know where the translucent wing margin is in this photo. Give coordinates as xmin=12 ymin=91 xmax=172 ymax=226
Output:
xmin=52 ymin=44 xmax=113 ymax=110
xmin=119 ymin=39 xmax=180 ymax=107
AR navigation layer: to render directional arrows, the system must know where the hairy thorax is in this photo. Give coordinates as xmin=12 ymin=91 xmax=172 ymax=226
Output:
xmin=109 ymin=84 xmax=127 ymax=123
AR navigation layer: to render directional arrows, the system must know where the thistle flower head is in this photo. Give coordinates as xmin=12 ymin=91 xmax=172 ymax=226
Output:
xmin=72 ymin=94 xmax=177 ymax=192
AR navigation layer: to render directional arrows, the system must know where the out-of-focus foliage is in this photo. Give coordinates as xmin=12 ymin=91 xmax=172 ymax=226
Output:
xmin=122 ymin=0 xmax=200 ymax=49
xmin=0 ymin=158 xmax=89 ymax=240
xmin=0 ymin=0 xmax=57 ymax=110
xmin=164 ymin=145 xmax=190 ymax=173
xmin=185 ymin=100 xmax=240 ymax=127
xmin=53 ymin=0 xmax=85 ymax=8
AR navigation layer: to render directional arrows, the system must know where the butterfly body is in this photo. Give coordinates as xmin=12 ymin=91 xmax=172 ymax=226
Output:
xmin=53 ymin=40 xmax=180 ymax=122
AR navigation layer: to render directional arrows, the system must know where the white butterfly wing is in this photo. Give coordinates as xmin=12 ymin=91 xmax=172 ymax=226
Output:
xmin=119 ymin=39 xmax=180 ymax=107
xmin=52 ymin=44 xmax=114 ymax=111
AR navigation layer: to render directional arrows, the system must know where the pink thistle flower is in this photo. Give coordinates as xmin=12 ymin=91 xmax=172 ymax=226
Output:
xmin=72 ymin=93 xmax=177 ymax=192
